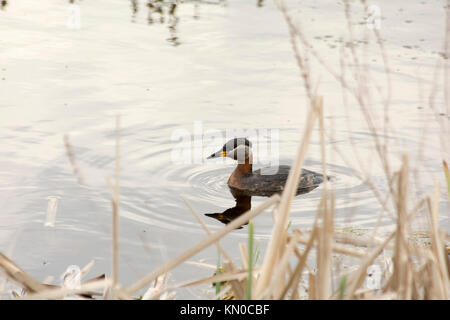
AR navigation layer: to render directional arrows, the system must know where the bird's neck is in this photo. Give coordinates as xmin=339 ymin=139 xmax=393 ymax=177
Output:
xmin=235 ymin=155 xmax=253 ymax=175
xmin=227 ymin=154 xmax=253 ymax=189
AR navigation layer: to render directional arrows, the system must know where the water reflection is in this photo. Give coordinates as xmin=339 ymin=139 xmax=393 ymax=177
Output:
xmin=131 ymin=0 xmax=138 ymax=21
xmin=146 ymin=0 xmax=165 ymax=24
xmin=205 ymin=185 xmax=319 ymax=228
xmin=128 ymin=0 xmax=181 ymax=46
xmin=130 ymin=0 xmax=231 ymax=46
xmin=1 ymin=0 xmax=8 ymax=10
xmin=205 ymin=188 xmax=252 ymax=229
xmin=166 ymin=1 xmax=179 ymax=46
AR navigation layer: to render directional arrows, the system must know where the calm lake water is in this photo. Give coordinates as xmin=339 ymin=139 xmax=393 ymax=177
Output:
xmin=0 ymin=0 xmax=449 ymax=298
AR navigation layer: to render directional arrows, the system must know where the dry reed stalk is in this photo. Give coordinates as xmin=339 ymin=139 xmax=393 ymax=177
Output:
xmin=255 ymin=97 xmax=320 ymax=297
xmin=333 ymin=232 xmax=383 ymax=249
xmin=407 ymin=197 xmax=427 ymax=221
xmin=282 ymin=216 xmax=321 ymax=299
xmin=63 ymin=134 xmax=84 ymax=185
xmin=18 ymin=279 xmax=111 ymax=300
xmin=80 ymin=260 xmax=95 ymax=279
xmin=181 ymin=196 xmax=237 ymax=270
xmin=315 ymin=96 xmax=334 ymax=300
xmin=182 ymin=196 xmax=245 ymax=299
xmin=425 ymin=255 xmax=446 ymax=299
xmin=316 ymin=196 xmax=334 ymax=299
xmin=258 ymin=233 xmax=301 ymax=299
xmin=239 ymin=243 xmax=249 ymax=270
xmin=80 ymin=260 xmax=94 ymax=279
xmin=279 ymin=228 xmax=317 ymax=300
xmin=427 ymin=182 xmax=450 ymax=298
xmin=422 ymin=248 xmax=445 ymax=297
xmin=224 ymin=260 xmax=245 ymax=300
xmin=0 ymin=252 xmax=48 ymax=293
xmin=142 ymin=273 xmax=169 ymax=300
xmin=126 ymin=194 xmax=280 ymax=295
xmin=182 ymin=268 xmax=259 ymax=288
xmin=0 ymin=252 xmax=111 ymax=299
xmin=414 ymin=263 xmax=429 ymax=299
xmin=185 ymin=261 xmax=217 ymax=270
xmin=308 ymin=272 xmax=316 ymax=300
xmin=343 ymin=231 xmax=395 ymax=299
xmin=150 ymin=267 xmax=261 ymax=300
xmin=182 ymin=196 xmax=236 ymax=271
xmin=333 ymin=229 xmax=435 ymax=260
xmin=271 ymin=233 xmax=288 ymax=297
xmin=410 ymin=267 xmax=423 ymax=300
xmin=290 ymin=232 xmax=365 ymax=258
xmin=391 ymin=155 xmax=410 ymax=298
xmin=111 ymin=116 xmax=121 ymax=293
xmin=213 ymin=285 xmax=233 ymax=300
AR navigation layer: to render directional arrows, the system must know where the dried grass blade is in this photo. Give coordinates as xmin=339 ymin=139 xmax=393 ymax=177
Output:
xmin=126 ymin=194 xmax=280 ymax=295
xmin=0 ymin=252 xmax=48 ymax=293
xmin=344 ymin=232 xmax=395 ymax=299
xmin=182 ymin=196 xmax=236 ymax=270
xmin=256 ymin=98 xmax=319 ymax=297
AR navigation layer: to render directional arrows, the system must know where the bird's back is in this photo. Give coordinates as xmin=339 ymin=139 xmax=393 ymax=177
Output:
xmin=229 ymin=165 xmax=324 ymax=197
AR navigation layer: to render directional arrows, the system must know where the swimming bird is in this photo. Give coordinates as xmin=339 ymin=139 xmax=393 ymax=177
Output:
xmin=207 ymin=138 xmax=326 ymax=197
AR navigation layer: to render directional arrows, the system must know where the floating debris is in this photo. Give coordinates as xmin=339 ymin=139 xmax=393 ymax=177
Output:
xmin=44 ymin=196 xmax=60 ymax=228
xmin=61 ymin=265 xmax=81 ymax=290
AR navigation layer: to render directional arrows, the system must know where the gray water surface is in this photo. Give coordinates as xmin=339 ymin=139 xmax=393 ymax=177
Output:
xmin=0 ymin=0 xmax=448 ymax=298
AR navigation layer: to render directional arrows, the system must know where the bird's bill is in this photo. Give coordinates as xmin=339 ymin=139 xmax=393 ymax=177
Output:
xmin=207 ymin=150 xmax=227 ymax=159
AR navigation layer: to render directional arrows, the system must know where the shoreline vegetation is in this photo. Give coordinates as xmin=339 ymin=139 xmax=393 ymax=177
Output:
xmin=1 ymin=0 xmax=449 ymax=300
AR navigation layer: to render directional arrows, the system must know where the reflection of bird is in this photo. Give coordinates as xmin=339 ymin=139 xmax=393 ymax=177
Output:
xmin=207 ymin=138 xmax=326 ymax=197
xmin=205 ymin=189 xmax=251 ymax=228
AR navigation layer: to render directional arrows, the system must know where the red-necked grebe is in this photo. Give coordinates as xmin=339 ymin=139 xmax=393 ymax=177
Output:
xmin=207 ymin=138 xmax=326 ymax=197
